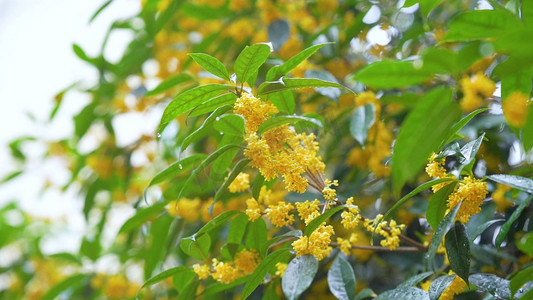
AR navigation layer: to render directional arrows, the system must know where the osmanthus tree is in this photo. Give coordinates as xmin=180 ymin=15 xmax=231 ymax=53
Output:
xmin=1 ymin=0 xmax=533 ymax=299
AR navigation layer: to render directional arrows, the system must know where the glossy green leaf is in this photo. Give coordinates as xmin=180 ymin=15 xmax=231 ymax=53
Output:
xmin=425 ymin=203 xmax=461 ymax=269
xmin=421 ymin=47 xmax=458 ymax=74
xmin=119 ymin=202 xmax=166 ymax=233
xmin=202 ymin=276 xmax=249 ymax=296
xmin=445 ymin=222 xmax=471 ymax=283
xmin=266 ymin=230 xmax=302 ymax=250
xmin=181 ymin=106 xmax=232 ymax=152
xmin=141 ymin=266 xmax=191 ymax=288
xmin=375 ymin=287 xmax=429 ymax=300
xmin=266 ymin=42 xmax=333 ymax=81
xmin=89 ymin=0 xmax=113 ymax=23
xmin=510 ymin=266 xmax=533 ymax=298
xmin=487 ymin=175 xmax=533 ymax=194
xmin=72 ymin=44 xmax=95 ymax=65
xmin=196 ymin=210 xmax=240 ymax=236
xmin=353 ymin=60 xmax=432 ymax=89
xmin=228 ymin=213 xmax=249 ymax=244
xmin=305 ymin=205 xmax=345 ymax=236
xmin=189 ymin=93 xmax=237 ymax=117
xmin=241 ymin=248 xmax=292 ymax=299
xmin=496 ymin=195 xmax=532 ymax=247
xmin=214 ymin=158 xmax=249 ymax=202
xmin=213 ymin=114 xmax=245 ymax=136
xmin=258 ymin=78 xmax=348 ymax=95
xmin=441 ymin=9 xmax=519 ymax=42
xmin=518 ymin=233 xmax=533 ymax=255
xmin=392 ymin=87 xmax=461 ymax=194
xmin=429 ymin=275 xmax=455 ymax=300
xmin=180 ymin=233 xmax=211 ymax=260
xmin=458 ymin=132 xmax=485 ymax=166
xmin=149 ymin=154 xmax=206 ymax=186
xmin=305 ymin=69 xmax=341 ymax=100
xmin=234 ymin=43 xmax=271 ymax=83
xmin=158 ymin=84 xmax=232 ymax=133
xmin=41 ymin=274 xmax=87 ymax=300
xmin=172 ymin=270 xmax=196 ymax=293
xmin=443 ymin=108 xmax=488 ymax=146
xmin=398 ymin=272 xmax=433 ymax=288
xmin=145 ymin=74 xmax=194 ymax=97
xmin=282 ymin=255 xmax=319 ymax=300
xmin=209 ymin=134 xmax=242 ymax=183
xmin=268 ymin=90 xmax=295 ymax=114
xmin=350 ymin=104 xmax=375 ymax=146
xmin=328 ymin=256 xmax=356 ymax=300
xmin=427 ymin=182 xmax=457 ymax=229
xmin=469 ymin=219 xmax=503 ymax=243
xmin=258 ymin=115 xmax=323 ymax=134
xmin=469 ymin=273 xmax=511 ymax=300
xmin=189 ymin=53 xmax=230 ymax=80
xmin=177 ymin=279 xmax=199 ymax=300
xmin=145 ymin=215 xmax=173 ymax=279
xmin=245 ymin=218 xmax=268 ymax=255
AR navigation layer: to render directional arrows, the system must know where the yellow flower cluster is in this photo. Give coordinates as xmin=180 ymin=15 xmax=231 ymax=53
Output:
xmin=228 ymin=172 xmax=250 ymax=193
xmin=266 ymin=201 xmax=295 ymax=227
xmin=292 ymin=223 xmax=334 ymax=260
xmin=503 ymin=91 xmax=530 ymax=128
xmin=296 ymin=199 xmax=320 ymax=225
xmin=425 ymin=153 xmax=454 ymax=193
xmin=322 ymin=179 xmax=339 ymax=202
xmin=492 ymin=183 xmax=513 ymax=212
xmin=208 ymin=249 xmax=261 ymax=284
xmin=237 ymin=93 xmax=325 ymax=193
xmin=439 ymin=272 xmax=467 ymax=300
xmin=363 ymin=215 xmax=405 ymax=250
xmin=91 ymin=274 xmax=139 ymax=300
xmin=192 ymin=264 xmax=210 ymax=280
xmin=275 ymin=262 xmax=288 ymax=278
xmin=245 ymin=198 xmax=262 ymax=221
xmin=459 ymin=72 xmax=496 ymax=112
xmin=447 ymin=176 xmax=488 ymax=223
xmin=341 ymin=197 xmax=361 ymax=229
xmin=336 ymin=237 xmax=352 ymax=255
xmin=167 ymin=198 xmax=201 ymax=222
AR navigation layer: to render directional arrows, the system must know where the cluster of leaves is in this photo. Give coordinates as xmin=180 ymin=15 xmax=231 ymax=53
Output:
xmin=2 ymin=0 xmax=533 ymax=299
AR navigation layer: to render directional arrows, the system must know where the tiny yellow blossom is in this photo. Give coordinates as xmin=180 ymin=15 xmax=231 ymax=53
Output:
xmin=336 ymin=237 xmax=352 ymax=255
xmin=492 ymin=183 xmax=513 ymax=212
xmin=439 ymin=273 xmax=467 ymax=300
xmin=503 ymin=91 xmax=530 ymax=128
xmin=292 ymin=223 xmax=334 ymax=260
xmin=426 ymin=153 xmax=448 ymax=179
xmin=295 ymin=199 xmax=320 ymax=225
xmin=275 ymin=262 xmax=287 ymax=278
xmin=235 ymin=249 xmax=261 ymax=275
xmin=341 ymin=197 xmax=361 ymax=229
xmin=234 ymin=92 xmax=278 ymax=133
xmin=167 ymin=198 xmax=201 ymax=222
xmin=211 ymin=259 xmax=239 ymax=284
xmin=266 ymin=201 xmax=295 ymax=227
xmin=228 ymin=172 xmax=250 ymax=193
xmin=447 ymin=176 xmax=488 ymax=223
xmin=193 ymin=264 xmax=210 ymax=280
xmin=420 ymin=280 xmax=432 ymax=291
xmin=459 ymin=72 xmax=496 ymax=112
xmin=245 ymin=198 xmax=262 ymax=221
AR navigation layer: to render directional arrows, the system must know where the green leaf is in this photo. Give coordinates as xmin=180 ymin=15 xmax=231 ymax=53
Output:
xmin=209 ymin=134 xmax=242 ymax=183
xmin=428 ymin=275 xmax=455 ymax=300
xmin=458 ymin=132 xmax=485 ymax=166
xmin=173 ymin=271 xmax=196 ymax=293
xmin=149 ymin=154 xmax=206 ymax=186
xmin=197 ymin=210 xmax=240 ymax=236
xmin=499 ymin=66 xmax=533 ymax=100
xmin=495 ymin=195 xmax=532 ymax=247
xmin=72 ymin=44 xmax=95 ymax=65
xmin=202 ymin=276 xmax=249 ymax=296
xmin=268 ymin=90 xmax=295 ymax=114
xmin=392 ymin=87 xmax=461 ymax=194
xmin=145 ymin=74 xmax=194 ymax=97
xmin=180 ymin=233 xmax=211 ymax=260
xmin=282 ymin=255 xmax=319 ymax=300
xmin=421 ymin=47 xmax=458 ymax=74
xmin=258 ymin=78 xmax=349 ymax=95
xmin=523 ymin=97 xmax=533 ymax=151
xmin=425 ymin=203 xmax=461 ymax=269
xmin=398 ymin=272 xmax=433 ymax=288
xmin=266 ymin=43 xmax=333 ymax=81
xmin=242 ymin=248 xmax=292 ymax=299
xmin=145 ymin=215 xmax=173 ymax=279
xmin=511 ymin=266 xmax=533 ymax=298
xmin=469 ymin=273 xmax=511 ymax=300
xmin=305 ymin=69 xmax=341 ymax=100
xmin=469 ymin=219 xmax=503 ymax=243
xmin=382 ymin=178 xmax=456 ymax=224
xmin=245 ymin=218 xmax=268 ymax=255
xmin=213 ymin=114 xmax=245 ymax=136
xmin=234 ymin=44 xmax=272 ymax=83
xmin=518 ymin=232 xmax=533 ymax=255
xmin=41 ymin=274 xmax=87 ymax=300
xmin=445 ymin=222 xmax=471 ymax=284
xmin=353 ymin=60 xmax=432 ymax=89
xmin=266 ymin=230 xmax=303 ymax=249
xmin=443 ymin=108 xmax=488 ymax=146
xmin=214 ymin=158 xmax=250 ymax=203
xmin=523 ymin=0 xmax=533 ymax=22
xmin=427 ymin=182 xmax=457 ymax=229
xmin=305 ymin=205 xmax=345 ymax=236
xmin=177 ymin=279 xmax=199 ymax=300
xmin=487 ymin=175 xmax=533 ymax=194
xmin=189 ymin=93 xmax=237 ymax=117
xmin=158 ymin=84 xmax=232 ymax=133
xmin=404 ymin=0 xmax=443 ymax=17
xmin=441 ymin=9 xmax=519 ymax=42
xmin=119 ymin=202 xmax=166 ymax=233
xmin=141 ymin=266 xmax=191 ymax=289
xmin=89 ymin=0 xmax=113 ymax=23
xmin=327 ymin=256 xmax=356 ymax=300
xmin=258 ymin=115 xmax=323 ymax=135
xmin=375 ymin=287 xmax=429 ymax=300
xmin=228 ymin=213 xmax=249 ymax=244
xmin=349 ymin=104 xmax=376 ymax=146
xmin=189 ymin=53 xmax=230 ymax=80
xmin=181 ymin=106 xmax=232 ymax=152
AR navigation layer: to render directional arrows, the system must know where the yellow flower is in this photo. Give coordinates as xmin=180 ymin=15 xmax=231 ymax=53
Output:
xmin=266 ymin=201 xmax=295 ymax=227
xmin=245 ymin=198 xmax=262 ymax=221
xmin=336 ymin=237 xmax=352 ymax=255
xmin=167 ymin=198 xmax=201 ymax=222
xmin=420 ymin=280 xmax=432 ymax=291
xmin=322 ymin=179 xmax=339 ymax=201
xmin=296 ymin=199 xmax=320 ymax=225
xmin=341 ymin=197 xmax=361 ymax=229
xmin=275 ymin=262 xmax=287 ymax=278
xmin=292 ymin=223 xmax=334 ymax=260
xmin=439 ymin=272 xmax=467 ymax=300
xmin=193 ymin=264 xmax=210 ymax=280
xmin=426 ymin=153 xmax=448 ymax=179
xmin=347 ymin=147 xmax=370 ymax=169
xmin=447 ymin=176 xmax=488 ymax=223
xmin=503 ymin=91 xmax=530 ymax=128
xmin=459 ymin=72 xmax=496 ymax=112
xmin=492 ymin=183 xmax=513 ymax=212
xmin=234 ymin=92 xmax=278 ymax=134
xmin=364 ymin=215 xmax=405 ymax=250
xmin=228 ymin=172 xmax=250 ymax=193
xmin=235 ymin=249 xmax=261 ymax=275
xmin=211 ymin=259 xmax=239 ymax=284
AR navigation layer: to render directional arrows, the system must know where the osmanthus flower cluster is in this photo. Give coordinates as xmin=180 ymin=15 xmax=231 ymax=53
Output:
xmin=191 ymin=249 xmax=261 ymax=284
